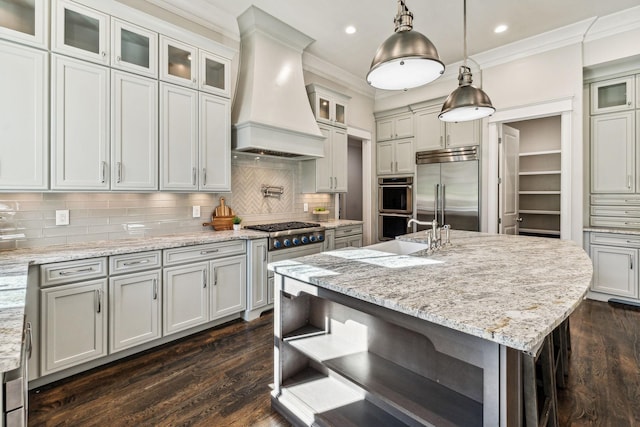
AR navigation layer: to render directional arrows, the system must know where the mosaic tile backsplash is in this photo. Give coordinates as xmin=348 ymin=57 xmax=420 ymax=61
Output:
xmin=0 ymin=156 xmax=333 ymax=250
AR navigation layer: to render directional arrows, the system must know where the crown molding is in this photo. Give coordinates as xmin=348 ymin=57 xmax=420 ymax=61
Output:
xmin=584 ymin=5 xmax=640 ymax=42
xmin=472 ymin=18 xmax=595 ymax=70
xmin=302 ymin=52 xmax=375 ymax=99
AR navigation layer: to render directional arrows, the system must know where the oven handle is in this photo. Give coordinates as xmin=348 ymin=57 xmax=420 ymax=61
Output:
xmin=379 ymin=184 xmax=413 ymax=188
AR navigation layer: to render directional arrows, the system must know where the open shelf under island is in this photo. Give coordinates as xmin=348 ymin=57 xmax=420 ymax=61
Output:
xmin=269 ymin=230 xmax=593 ymax=426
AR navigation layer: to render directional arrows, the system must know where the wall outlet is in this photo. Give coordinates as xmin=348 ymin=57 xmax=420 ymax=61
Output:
xmin=55 ymin=210 xmax=69 ymax=226
xmin=192 ymin=205 xmax=200 ymax=218
xmin=303 ymin=203 xmax=308 ymax=212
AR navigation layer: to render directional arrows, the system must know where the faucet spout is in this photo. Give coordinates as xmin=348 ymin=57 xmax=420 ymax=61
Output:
xmin=407 ymin=218 xmax=432 ymax=228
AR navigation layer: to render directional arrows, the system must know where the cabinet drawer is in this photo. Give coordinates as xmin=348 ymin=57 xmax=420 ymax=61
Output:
xmin=109 ymin=251 xmax=161 ymax=275
xmin=590 ymin=232 xmax=640 ymax=248
xmin=590 ymin=216 xmax=640 ymax=230
xmin=40 ymin=258 xmax=107 ymax=286
xmin=591 ymin=194 xmax=640 ymax=205
xmin=334 ymin=225 xmax=363 ymax=238
xmin=163 ymin=241 xmax=246 ymax=266
xmin=591 ymin=206 xmax=640 ymax=218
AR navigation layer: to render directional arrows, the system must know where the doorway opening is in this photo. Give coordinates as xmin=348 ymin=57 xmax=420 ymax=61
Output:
xmin=339 ymin=137 xmax=364 ymax=221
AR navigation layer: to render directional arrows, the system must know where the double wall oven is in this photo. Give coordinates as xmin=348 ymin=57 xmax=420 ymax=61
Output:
xmin=378 ymin=176 xmax=413 ymax=241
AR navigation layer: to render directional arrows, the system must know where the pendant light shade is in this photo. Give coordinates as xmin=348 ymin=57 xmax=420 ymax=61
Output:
xmin=367 ymin=0 xmax=444 ymax=91
xmin=439 ymin=0 xmax=495 ymax=122
xmin=439 ymin=66 xmax=495 ymax=122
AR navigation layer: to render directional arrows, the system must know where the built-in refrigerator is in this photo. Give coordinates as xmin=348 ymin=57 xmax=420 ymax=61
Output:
xmin=415 ymin=146 xmax=479 ymax=232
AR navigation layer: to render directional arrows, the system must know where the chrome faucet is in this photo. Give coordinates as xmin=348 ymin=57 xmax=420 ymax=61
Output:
xmin=407 ymin=219 xmax=450 ymax=250
xmin=407 ymin=218 xmax=432 ymax=228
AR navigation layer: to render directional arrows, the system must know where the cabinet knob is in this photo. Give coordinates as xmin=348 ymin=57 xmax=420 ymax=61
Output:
xmin=193 ymin=78 xmax=197 ymax=84
xmin=116 ymin=56 xmax=121 ymax=62
xmin=101 ymin=51 xmax=106 ymax=57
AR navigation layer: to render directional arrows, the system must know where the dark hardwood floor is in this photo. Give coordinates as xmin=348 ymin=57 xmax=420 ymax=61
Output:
xmin=29 ymin=300 xmax=640 ymax=426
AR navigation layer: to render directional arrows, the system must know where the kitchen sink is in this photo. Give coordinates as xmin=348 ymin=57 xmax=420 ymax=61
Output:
xmin=364 ymin=240 xmax=430 ymax=255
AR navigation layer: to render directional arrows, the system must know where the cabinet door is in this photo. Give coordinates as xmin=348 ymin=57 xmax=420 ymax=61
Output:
xmin=247 ymin=239 xmax=268 ymax=310
xmin=109 ymin=270 xmax=161 ymax=353
xmin=377 ymin=118 xmax=394 ymax=141
xmin=0 ymin=0 xmax=48 ymax=48
xmin=591 ymin=112 xmax=635 ymax=193
xmin=0 ymin=41 xmax=48 ymax=190
xmin=446 ymin=120 xmax=479 ymax=148
xmin=210 ymin=255 xmax=246 ymax=320
xmin=112 ymin=71 xmax=158 ymax=190
xmin=315 ymin=125 xmax=333 ymax=192
xmin=394 ymin=139 xmax=415 ymax=174
xmin=591 ymin=245 xmax=638 ymax=298
xmin=394 ymin=114 xmax=414 ymax=139
xmin=334 ymin=99 xmax=347 ymax=127
xmin=163 ymin=262 xmax=208 ymax=335
xmin=160 ymin=82 xmax=198 ymax=190
xmin=377 ymin=142 xmax=395 ymax=175
xmin=332 ymin=127 xmax=348 ymax=192
xmin=324 ymin=229 xmax=335 ymax=251
xmin=199 ymin=49 xmax=230 ymax=98
xmin=51 ymin=55 xmax=109 ymax=190
xmin=591 ymin=76 xmax=635 ymax=114
xmin=199 ymin=93 xmax=231 ymax=191
xmin=415 ymin=109 xmax=444 ymax=152
xmin=52 ymin=0 xmax=109 ymax=65
xmin=111 ymin=18 xmax=157 ymax=78
xmin=159 ymin=35 xmax=197 ymax=88
xmin=41 ymin=279 xmax=107 ymax=375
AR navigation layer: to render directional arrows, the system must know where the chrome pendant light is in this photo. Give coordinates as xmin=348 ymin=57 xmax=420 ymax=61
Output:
xmin=439 ymin=0 xmax=495 ymax=122
xmin=367 ymin=0 xmax=444 ymax=91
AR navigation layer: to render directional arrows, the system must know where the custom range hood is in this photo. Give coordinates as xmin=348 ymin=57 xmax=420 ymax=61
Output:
xmin=232 ymin=6 xmax=324 ymax=158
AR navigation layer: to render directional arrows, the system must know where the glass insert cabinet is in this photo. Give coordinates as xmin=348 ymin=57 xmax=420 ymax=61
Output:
xmin=591 ymin=76 xmax=635 ymax=115
xmin=0 ymin=0 xmax=48 ymax=48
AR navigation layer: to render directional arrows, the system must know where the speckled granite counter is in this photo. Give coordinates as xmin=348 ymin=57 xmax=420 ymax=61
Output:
xmin=271 ymin=230 xmax=593 ymax=354
xmin=0 ymin=230 xmax=268 ymax=373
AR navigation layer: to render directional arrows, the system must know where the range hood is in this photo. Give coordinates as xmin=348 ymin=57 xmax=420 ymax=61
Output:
xmin=232 ymin=6 xmax=325 ymax=158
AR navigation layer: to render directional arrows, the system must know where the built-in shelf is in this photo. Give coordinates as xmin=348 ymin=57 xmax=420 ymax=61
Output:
xmin=287 ymin=331 xmax=366 ymax=362
xmin=283 ymin=324 xmax=325 ymax=342
xmin=519 ymin=228 xmax=561 ymax=236
xmin=314 ymin=399 xmax=410 ymax=427
xmin=520 ymin=210 xmax=561 ymax=215
xmin=519 ymin=149 xmax=561 ymax=157
xmin=519 ymin=191 xmax=561 ymax=195
xmin=519 ymin=170 xmax=561 ymax=176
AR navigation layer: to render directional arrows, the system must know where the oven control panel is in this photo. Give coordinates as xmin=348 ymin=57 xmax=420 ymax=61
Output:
xmin=270 ymin=231 xmax=325 ymax=251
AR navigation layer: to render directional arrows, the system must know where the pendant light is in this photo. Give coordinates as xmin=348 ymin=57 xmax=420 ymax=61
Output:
xmin=439 ymin=0 xmax=495 ymax=122
xmin=367 ymin=0 xmax=444 ymax=91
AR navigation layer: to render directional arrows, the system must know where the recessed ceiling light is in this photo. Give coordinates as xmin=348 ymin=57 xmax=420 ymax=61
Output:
xmin=494 ymin=24 xmax=508 ymax=34
xmin=345 ymin=25 xmax=356 ymax=35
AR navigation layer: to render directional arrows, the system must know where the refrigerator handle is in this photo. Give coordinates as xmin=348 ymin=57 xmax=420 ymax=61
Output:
xmin=434 ymin=184 xmax=439 ymax=223
xmin=441 ymin=184 xmax=446 ymax=226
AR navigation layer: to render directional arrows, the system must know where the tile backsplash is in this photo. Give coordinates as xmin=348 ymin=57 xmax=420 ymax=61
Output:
xmin=0 ymin=155 xmax=333 ymax=250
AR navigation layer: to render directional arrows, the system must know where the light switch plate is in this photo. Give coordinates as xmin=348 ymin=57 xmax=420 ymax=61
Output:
xmin=303 ymin=203 xmax=308 ymax=212
xmin=55 ymin=210 xmax=69 ymax=226
xmin=192 ymin=206 xmax=200 ymax=218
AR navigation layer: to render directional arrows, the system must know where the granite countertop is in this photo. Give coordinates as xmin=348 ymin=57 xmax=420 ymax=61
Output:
xmin=0 ymin=229 xmax=268 ymax=373
xmin=271 ymin=230 xmax=593 ymax=355
xmin=584 ymin=227 xmax=640 ymax=236
xmin=317 ymin=219 xmax=364 ymax=229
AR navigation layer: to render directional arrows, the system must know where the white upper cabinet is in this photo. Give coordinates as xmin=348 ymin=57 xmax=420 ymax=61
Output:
xmin=591 ymin=76 xmax=635 ymax=115
xmin=52 ymin=0 xmax=110 ymax=65
xmin=111 ymin=70 xmax=158 ymax=190
xmin=111 ymin=18 xmax=157 ymax=78
xmin=307 ymin=84 xmax=349 ymax=128
xmin=199 ymin=49 xmax=230 ymax=98
xmin=51 ymin=54 xmax=110 ymax=190
xmin=159 ymin=35 xmax=197 ymax=89
xmin=0 ymin=40 xmax=48 ymax=190
xmin=377 ymin=139 xmax=414 ymax=176
xmin=377 ymin=112 xmax=413 ymax=141
xmin=591 ymin=111 xmax=635 ymax=193
xmin=0 ymin=0 xmax=49 ymax=48
xmin=160 ymin=82 xmax=198 ymax=191
xmin=415 ymin=108 xmax=443 ymax=151
xmin=199 ymin=93 xmax=231 ymax=191
xmin=447 ymin=120 xmax=480 ymax=148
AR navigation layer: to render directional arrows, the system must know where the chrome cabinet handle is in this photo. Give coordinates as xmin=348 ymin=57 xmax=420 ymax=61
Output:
xmin=263 ymin=246 xmax=267 ymax=262
xmin=192 ymin=167 xmax=197 ymax=186
xmin=122 ymin=259 xmax=150 ymax=266
xmin=95 ymin=289 xmax=102 ymax=313
xmin=334 ymin=177 xmax=337 ymax=189
xmin=628 ymin=175 xmax=632 ymax=189
xmin=440 ymin=135 xmax=444 ymax=147
xmin=200 ymin=249 xmax=219 ymax=255
xmin=26 ymin=322 xmax=32 ymax=360
xmin=395 ymin=161 xmax=398 ymax=172
xmin=446 ymin=134 xmax=450 ymax=146
xmin=152 ymin=278 xmax=158 ymax=300
xmin=202 ymin=168 xmax=207 ymax=186
xmin=101 ymin=161 xmax=107 ymax=183
xmin=213 ymin=268 xmax=218 ymax=286
xmin=59 ymin=267 xmax=94 ymax=276
xmin=117 ymin=162 xmax=122 ymax=183
xmin=203 ymin=270 xmax=207 ymax=288
xmin=390 ymin=161 xmax=393 ymax=172
xmin=626 ymin=240 xmax=640 ymax=244
xmin=630 ymin=255 xmax=633 ymax=270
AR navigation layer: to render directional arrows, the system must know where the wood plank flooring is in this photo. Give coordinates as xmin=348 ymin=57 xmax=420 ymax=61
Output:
xmin=29 ymin=300 xmax=640 ymax=426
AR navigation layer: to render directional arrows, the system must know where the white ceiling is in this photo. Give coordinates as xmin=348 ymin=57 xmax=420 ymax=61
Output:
xmin=151 ymin=0 xmax=640 ymax=81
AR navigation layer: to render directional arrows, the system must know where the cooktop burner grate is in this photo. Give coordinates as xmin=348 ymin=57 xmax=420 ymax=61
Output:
xmin=245 ymin=221 xmax=321 ymax=232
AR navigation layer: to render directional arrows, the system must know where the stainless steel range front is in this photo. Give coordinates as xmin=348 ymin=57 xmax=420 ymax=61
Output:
xmin=244 ymin=221 xmax=325 ymax=251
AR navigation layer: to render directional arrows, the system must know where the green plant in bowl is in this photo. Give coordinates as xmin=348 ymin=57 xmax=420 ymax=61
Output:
xmin=232 ymin=216 xmax=242 ymax=224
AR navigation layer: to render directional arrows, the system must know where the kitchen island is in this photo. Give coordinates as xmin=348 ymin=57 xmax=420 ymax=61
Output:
xmin=269 ymin=230 xmax=593 ymax=426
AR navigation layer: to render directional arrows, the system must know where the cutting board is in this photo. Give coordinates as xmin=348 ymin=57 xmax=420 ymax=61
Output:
xmin=203 ymin=197 xmax=235 ymax=229
xmin=215 ymin=197 xmax=232 ymax=216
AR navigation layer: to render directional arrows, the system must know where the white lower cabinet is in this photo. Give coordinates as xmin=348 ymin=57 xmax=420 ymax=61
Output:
xmin=591 ymin=245 xmax=638 ymax=298
xmin=334 ymin=224 xmax=364 ymax=249
xmin=109 ymin=270 xmax=161 ymax=353
xmin=209 ymin=255 xmax=246 ymax=320
xmin=41 ymin=279 xmax=107 ymax=375
xmin=163 ymin=262 xmax=209 ymax=335
xmin=246 ymin=239 xmax=268 ymax=319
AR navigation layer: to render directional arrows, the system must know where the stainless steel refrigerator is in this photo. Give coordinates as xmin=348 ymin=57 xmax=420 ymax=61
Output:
xmin=415 ymin=146 xmax=479 ymax=232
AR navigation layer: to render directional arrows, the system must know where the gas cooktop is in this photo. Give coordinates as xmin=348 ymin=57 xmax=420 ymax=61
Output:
xmin=245 ymin=221 xmax=325 ymax=250
xmin=245 ymin=221 xmax=321 ymax=233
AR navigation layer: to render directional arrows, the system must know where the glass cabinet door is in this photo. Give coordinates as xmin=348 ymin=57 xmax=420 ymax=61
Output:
xmin=159 ymin=35 xmax=197 ymax=89
xmin=199 ymin=50 xmax=230 ymax=98
xmin=111 ymin=18 xmax=157 ymax=78
xmin=318 ymin=96 xmax=331 ymax=122
xmin=591 ymin=76 xmax=635 ymax=115
xmin=0 ymin=0 xmax=48 ymax=48
xmin=52 ymin=0 xmax=109 ymax=65
xmin=334 ymin=101 xmax=346 ymax=126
